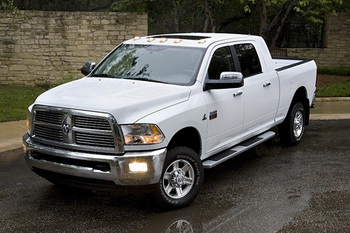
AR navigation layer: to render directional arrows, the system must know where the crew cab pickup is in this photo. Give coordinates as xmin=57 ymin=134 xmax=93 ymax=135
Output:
xmin=23 ymin=33 xmax=317 ymax=208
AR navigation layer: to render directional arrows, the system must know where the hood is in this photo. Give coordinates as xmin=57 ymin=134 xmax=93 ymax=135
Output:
xmin=35 ymin=78 xmax=191 ymax=123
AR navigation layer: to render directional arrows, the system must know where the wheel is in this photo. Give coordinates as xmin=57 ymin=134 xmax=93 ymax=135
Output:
xmin=279 ymin=102 xmax=305 ymax=146
xmin=154 ymin=147 xmax=204 ymax=209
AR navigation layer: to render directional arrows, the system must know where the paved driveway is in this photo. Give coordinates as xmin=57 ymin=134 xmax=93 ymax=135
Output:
xmin=0 ymin=120 xmax=349 ymax=232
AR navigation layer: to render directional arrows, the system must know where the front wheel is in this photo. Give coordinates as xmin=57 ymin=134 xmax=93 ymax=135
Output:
xmin=153 ymin=147 xmax=204 ymax=209
xmin=279 ymin=102 xmax=305 ymax=146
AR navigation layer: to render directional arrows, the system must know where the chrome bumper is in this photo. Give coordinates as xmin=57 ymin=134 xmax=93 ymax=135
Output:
xmin=23 ymin=134 xmax=167 ymax=186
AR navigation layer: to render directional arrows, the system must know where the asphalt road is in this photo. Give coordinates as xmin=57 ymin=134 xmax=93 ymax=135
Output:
xmin=1 ymin=120 xmax=349 ymax=233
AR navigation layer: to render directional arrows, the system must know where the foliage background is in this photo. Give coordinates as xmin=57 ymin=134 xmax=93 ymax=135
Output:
xmin=2 ymin=0 xmax=350 ymax=48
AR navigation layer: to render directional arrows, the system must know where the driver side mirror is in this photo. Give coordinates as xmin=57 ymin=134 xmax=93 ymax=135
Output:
xmin=204 ymin=72 xmax=244 ymax=91
xmin=219 ymin=72 xmax=243 ymax=81
xmin=81 ymin=61 xmax=96 ymax=76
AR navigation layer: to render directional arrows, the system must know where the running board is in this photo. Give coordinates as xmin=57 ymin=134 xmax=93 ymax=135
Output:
xmin=203 ymin=131 xmax=275 ymax=169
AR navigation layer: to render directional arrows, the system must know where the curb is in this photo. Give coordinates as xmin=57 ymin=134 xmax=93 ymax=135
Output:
xmin=310 ymin=114 xmax=350 ymax=120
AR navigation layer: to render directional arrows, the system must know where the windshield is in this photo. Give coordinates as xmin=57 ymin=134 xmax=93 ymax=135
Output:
xmin=91 ymin=44 xmax=205 ymax=85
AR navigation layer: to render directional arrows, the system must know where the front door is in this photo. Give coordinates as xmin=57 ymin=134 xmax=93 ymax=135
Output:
xmin=202 ymin=45 xmax=244 ymax=157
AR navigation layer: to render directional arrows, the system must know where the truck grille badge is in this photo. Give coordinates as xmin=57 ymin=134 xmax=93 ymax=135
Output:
xmin=62 ymin=123 xmax=71 ymax=135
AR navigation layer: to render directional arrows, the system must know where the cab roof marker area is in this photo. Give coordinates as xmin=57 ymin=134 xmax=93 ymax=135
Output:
xmin=141 ymin=37 xmax=207 ymax=44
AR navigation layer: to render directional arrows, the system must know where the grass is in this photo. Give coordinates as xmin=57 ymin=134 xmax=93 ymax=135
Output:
xmin=316 ymin=81 xmax=350 ymax=97
xmin=0 ymin=72 xmax=79 ymax=123
xmin=0 ymin=85 xmax=46 ymax=122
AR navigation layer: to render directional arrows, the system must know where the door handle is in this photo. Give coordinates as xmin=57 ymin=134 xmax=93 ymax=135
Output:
xmin=233 ymin=91 xmax=243 ymax=97
xmin=263 ymin=82 xmax=271 ymax=87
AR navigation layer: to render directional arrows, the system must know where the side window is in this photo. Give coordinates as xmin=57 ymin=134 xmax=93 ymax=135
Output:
xmin=234 ymin=44 xmax=262 ymax=77
xmin=208 ymin=46 xmax=236 ymax=80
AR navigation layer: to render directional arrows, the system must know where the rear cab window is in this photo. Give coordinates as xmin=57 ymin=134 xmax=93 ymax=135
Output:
xmin=233 ymin=43 xmax=262 ymax=77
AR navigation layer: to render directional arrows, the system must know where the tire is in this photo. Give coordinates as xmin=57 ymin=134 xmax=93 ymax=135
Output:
xmin=153 ymin=147 xmax=204 ymax=209
xmin=279 ymin=102 xmax=305 ymax=146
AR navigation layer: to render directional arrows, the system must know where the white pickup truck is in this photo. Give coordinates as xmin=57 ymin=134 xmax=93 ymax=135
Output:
xmin=23 ymin=33 xmax=317 ymax=208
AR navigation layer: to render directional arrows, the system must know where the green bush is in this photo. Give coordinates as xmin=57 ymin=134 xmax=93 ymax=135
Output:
xmin=318 ymin=67 xmax=350 ymax=76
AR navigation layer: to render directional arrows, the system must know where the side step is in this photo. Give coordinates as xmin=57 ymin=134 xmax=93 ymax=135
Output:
xmin=203 ymin=131 xmax=275 ymax=169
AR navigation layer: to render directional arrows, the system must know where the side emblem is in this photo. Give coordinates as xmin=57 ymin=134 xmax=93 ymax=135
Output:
xmin=209 ymin=110 xmax=217 ymax=120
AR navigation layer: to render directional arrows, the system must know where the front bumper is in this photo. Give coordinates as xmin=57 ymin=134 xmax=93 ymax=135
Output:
xmin=23 ymin=134 xmax=167 ymax=187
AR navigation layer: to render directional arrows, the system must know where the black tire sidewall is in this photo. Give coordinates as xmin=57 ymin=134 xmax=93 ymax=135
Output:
xmin=154 ymin=147 xmax=203 ymax=209
xmin=280 ymin=102 xmax=305 ymax=146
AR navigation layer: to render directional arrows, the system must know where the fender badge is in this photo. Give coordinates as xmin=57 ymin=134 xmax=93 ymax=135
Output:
xmin=209 ymin=110 xmax=217 ymax=120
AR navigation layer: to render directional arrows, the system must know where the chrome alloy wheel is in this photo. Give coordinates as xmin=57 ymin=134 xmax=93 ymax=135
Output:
xmin=293 ymin=110 xmax=304 ymax=138
xmin=162 ymin=159 xmax=195 ymax=199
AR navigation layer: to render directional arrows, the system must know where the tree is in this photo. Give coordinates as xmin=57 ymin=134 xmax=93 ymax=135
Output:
xmin=239 ymin=0 xmax=347 ymax=47
xmin=0 ymin=0 xmax=21 ymax=15
xmin=7 ymin=0 xmax=349 ymax=45
xmin=11 ymin=0 xmax=118 ymax=11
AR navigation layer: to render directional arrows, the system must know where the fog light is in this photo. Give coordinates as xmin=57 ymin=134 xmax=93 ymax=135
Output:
xmin=129 ymin=162 xmax=148 ymax=173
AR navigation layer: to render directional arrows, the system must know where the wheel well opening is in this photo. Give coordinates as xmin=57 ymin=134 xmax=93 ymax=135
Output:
xmin=167 ymin=127 xmax=201 ymax=155
xmin=292 ymin=87 xmax=310 ymax=125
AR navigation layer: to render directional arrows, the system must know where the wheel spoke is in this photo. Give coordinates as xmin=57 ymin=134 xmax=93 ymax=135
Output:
xmin=183 ymin=176 xmax=194 ymax=185
xmin=175 ymin=187 xmax=184 ymax=197
xmin=181 ymin=163 xmax=191 ymax=173
xmin=165 ymin=183 xmax=173 ymax=195
xmin=163 ymin=171 xmax=172 ymax=180
xmin=172 ymin=161 xmax=179 ymax=170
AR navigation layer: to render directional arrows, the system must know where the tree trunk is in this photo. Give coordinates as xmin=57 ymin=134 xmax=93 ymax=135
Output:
xmin=259 ymin=0 xmax=267 ymax=36
xmin=264 ymin=0 xmax=298 ymax=48
xmin=191 ymin=0 xmax=196 ymax=31
xmin=203 ymin=0 xmax=209 ymax=32
xmin=203 ymin=0 xmax=216 ymax=32
xmin=172 ymin=0 xmax=180 ymax=32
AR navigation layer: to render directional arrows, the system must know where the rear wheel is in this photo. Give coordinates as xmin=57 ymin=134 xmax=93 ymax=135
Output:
xmin=154 ymin=147 xmax=203 ymax=209
xmin=279 ymin=102 xmax=305 ymax=146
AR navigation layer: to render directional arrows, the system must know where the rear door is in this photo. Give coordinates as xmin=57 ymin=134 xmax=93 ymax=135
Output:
xmin=233 ymin=43 xmax=279 ymax=138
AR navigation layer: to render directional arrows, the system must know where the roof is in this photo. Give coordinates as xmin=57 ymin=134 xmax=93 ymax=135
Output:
xmin=124 ymin=33 xmax=253 ymax=48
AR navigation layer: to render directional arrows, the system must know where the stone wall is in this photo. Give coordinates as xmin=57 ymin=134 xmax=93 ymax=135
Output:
xmin=0 ymin=11 xmax=147 ymax=86
xmin=286 ymin=14 xmax=350 ymax=68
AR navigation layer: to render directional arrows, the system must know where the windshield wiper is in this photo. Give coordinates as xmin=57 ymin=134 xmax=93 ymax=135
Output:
xmin=90 ymin=74 xmax=166 ymax=83
xmin=91 ymin=73 xmax=112 ymax=78
xmin=126 ymin=77 xmax=166 ymax=84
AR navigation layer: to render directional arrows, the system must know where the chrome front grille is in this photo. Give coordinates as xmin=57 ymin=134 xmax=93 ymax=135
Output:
xmin=34 ymin=124 xmax=63 ymax=142
xmin=75 ymin=132 xmax=115 ymax=147
xmin=31 ymin=105 xmax=124 ymax=154
xmin=35 ymin=111 xmax=63 ymax=124
xmin=74 ymin=115 xmax=111 ymax=130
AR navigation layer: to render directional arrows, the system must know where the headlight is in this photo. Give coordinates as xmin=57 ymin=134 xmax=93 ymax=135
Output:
xmin=121 ymin=124 xmax=164 ymax=145
xmin=26 ymin=109 xmax=32 ymax=135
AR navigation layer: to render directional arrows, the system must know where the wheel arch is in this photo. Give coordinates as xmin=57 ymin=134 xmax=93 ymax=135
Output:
xmin=291 ymin=86 xmax=310 ymax=126
xmin=167 ymin=127 xmax=202 ymax=156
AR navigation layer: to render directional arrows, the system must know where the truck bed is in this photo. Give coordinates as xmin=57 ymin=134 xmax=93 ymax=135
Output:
xmin=272 ymin=57 xmax=313 ymax=71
